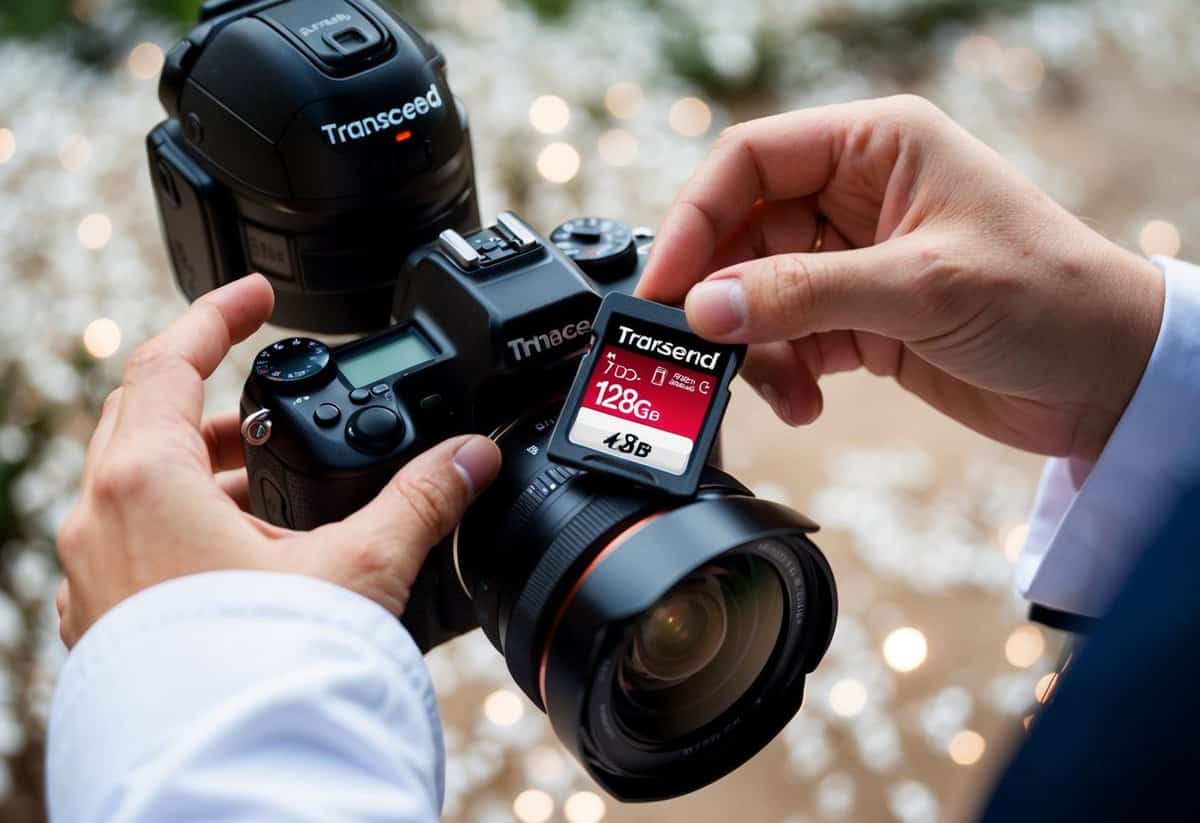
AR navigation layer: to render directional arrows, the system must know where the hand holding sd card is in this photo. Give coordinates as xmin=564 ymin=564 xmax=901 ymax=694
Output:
xmin=547 ymin=292 xmax=746 ymax=496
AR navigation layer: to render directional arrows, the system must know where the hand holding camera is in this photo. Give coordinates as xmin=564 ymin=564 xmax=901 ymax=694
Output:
xmin=55 ymin=274 xmax=501 ymax=649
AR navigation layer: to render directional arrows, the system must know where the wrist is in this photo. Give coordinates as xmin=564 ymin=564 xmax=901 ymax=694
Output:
xmin=1072 ymin=245 xmax=1165 ymax=461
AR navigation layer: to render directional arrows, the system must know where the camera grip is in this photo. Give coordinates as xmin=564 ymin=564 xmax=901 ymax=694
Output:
xmin=244 ymin=439 xmax=385 ymax=530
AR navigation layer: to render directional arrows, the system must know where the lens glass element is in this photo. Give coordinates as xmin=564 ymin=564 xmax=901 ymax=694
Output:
xmin=615 ymin=552 xmax=785 ymax=741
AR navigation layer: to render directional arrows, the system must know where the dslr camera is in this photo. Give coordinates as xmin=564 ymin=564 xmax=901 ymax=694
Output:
xmin=149 ymin=0 xmax=837 ymax=802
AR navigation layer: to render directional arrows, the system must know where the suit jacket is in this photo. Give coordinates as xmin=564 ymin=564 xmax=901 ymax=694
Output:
xmin=983 ymin=482 xmax=1200 ymax=822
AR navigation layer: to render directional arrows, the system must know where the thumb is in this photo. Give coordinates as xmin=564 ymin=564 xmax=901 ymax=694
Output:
xmin=683 ymin=234 xmax=938 ymax=343
xmin=303 ymin=435 xmax=501 ymax=612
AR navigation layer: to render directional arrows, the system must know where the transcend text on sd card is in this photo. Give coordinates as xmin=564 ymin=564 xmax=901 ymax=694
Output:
xmin=547 ymin=292 xmax=747 ymax=496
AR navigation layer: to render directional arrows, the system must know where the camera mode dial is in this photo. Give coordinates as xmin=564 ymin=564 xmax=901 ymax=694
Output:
xmin=253 ymin=337 xmax=334 ymax=391
xmin=551 ymin=217 xmax=638 ymax=283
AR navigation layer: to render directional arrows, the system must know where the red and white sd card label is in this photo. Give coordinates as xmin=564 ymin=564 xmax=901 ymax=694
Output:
xmin=568 ymin=343 xmax=721 ymax=475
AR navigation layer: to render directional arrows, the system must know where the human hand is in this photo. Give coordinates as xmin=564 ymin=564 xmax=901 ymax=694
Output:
xmin=55 ymin=275 xmax=501 ymax=647
xmin=637 ymin=95 xmax=1164 ymax=461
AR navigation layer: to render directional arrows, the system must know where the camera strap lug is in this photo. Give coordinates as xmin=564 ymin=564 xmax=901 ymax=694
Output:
xmin=241 ymin=408 xmax=273 ymax=446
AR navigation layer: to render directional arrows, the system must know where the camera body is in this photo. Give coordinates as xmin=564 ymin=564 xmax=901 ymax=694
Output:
xmin=240 ymin=212 xmax=649 ymax=533
xmin=147 ymin=0 xmax=480 ymax=332
xmin=162 ymin=0 xmax=839 ymax=803
xmin=239 ymin=216 xmax=838 ymax=799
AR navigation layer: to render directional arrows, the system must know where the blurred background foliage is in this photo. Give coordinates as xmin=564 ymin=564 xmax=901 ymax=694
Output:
xmin=1 ymin=0 xmax=1065 ymax=98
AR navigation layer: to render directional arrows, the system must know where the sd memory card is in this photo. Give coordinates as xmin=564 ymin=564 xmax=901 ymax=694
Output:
xmin=548 ymin=292 xmax=746 ymax=496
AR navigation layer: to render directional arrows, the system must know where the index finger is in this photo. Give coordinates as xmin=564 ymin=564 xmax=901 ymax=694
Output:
xmin=119 ymin=275 xmax=275 ymax=430
xmin=637 ymin=106 xmax=851 ymax=303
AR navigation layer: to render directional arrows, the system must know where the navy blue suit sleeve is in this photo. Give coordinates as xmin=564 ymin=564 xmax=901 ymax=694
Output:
xmin=981 ymin=482 xmax=1200 ymax=822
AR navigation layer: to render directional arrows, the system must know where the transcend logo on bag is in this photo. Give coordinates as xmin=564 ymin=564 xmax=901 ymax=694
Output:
xmin=319 ymin=83 xmax=443 ymax=145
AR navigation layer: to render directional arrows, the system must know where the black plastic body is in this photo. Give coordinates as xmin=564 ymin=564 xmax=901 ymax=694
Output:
xmin=547 ymin=293 xmax=747 ymax=497
xmin=240 ymin=215 xmax=645 ymax=531
xmin=240 ymin=216 xmax=651 ymax=651
xmin=148 ymin=0 xmax=480 ymax=332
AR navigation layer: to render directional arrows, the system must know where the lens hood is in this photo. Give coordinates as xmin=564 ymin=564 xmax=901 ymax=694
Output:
xmin=540 ymin=494 xmax=835 ymax=800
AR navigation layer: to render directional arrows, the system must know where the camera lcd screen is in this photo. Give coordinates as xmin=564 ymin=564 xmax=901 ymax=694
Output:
xmin=338 ymin=327 xmax=437 ymax=387
xmin=566 ymin=313 xmax=727 ymax=476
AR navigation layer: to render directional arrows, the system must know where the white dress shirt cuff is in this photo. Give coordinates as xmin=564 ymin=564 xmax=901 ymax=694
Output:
xmin=1017 ymin=257 xmax=1200 ymax=617
xmin=47 ymin=570 xmax=443 ymax=822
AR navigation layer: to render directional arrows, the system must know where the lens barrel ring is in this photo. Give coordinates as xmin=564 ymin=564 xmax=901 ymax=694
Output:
xmin=504 ymin=485 xmax=659 ymax=708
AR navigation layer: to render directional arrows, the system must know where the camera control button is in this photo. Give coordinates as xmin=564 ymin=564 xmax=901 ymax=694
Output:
xmin=371 ymin=383 xmax=389 ymax=396
xmin=419 ymin=393 xmax=445 ymax=414
xmin=349 ymin=388 xmax=371 ymax=405
xmin=313 ymin=403 xmax=341 ymax=427
xmin=346 ymin=406 xmax=404 ymax=454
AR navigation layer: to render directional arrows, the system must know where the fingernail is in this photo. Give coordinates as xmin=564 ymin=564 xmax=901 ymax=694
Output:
xmin=453 ymin=437 xmax=501 ymax=497
xmin=687 ymin=279 xmax=746 ymax=337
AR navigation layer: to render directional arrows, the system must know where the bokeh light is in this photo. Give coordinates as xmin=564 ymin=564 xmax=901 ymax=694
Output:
xmin=564 ymin=791 xmax=606 ymax=823
xmin=829 ymin=678 xmax=869 ymax=718
xmin=597 ymin=128 xmax=638 ymax=167
xmin=954 ymin=35 xmax=1002 ymax=76
xmin=883 ymin=627 xmax=928 ymax=672
xmin=59 ymin=135 xmax=92 ymax=172
xmin=1140 ymin=220 xmax=1182 ymax=257
xmin=483 ymin=689 xmax=524 ymax=726
xmin=528 ymin=95 xmax=570 ymax=134
xmin=77 ymin=213 xmax=113 ymax=250
xmin=1004 ymin=624 xmax=1045 ymax=668
xmin=128 ymin=42 xmax=164 ymax=80
xmin=0 ymin=128 xmax=14 ymax=164
xmin=523 ymin=745 xmax=566 ymax=783
xmin=513 ymin=788 xmax=554 ymax=823
xmin=82 ymin=318 xmax=121 ymax=359
xmin=948 ymin=730 xmax=986 ymax=765
xmin=604 ymin=81 xmax=643 ymax=120
xmin=1000 ymin=47 xmax=1045 ymax=92
xmin=668 ymin=97 xmax=712 ymax=137
xmin=536 ymin=142 xmax=581 ymax=183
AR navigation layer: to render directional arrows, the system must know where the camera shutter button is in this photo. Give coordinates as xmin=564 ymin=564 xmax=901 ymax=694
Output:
xmin=313 ymin=403 xmax=341 ymax=427
xmin=346 ymin=406 xmax=404 ymax=453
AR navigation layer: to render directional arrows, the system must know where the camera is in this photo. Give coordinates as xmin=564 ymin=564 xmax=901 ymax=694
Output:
xmin=153 ymin=0 xmax=838 ymax=803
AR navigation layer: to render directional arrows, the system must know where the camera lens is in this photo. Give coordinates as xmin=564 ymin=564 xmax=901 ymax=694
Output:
xmin=454 ymin=410 xmax=837 ymax=801
xmin=615 ymin=556 xmax=781 ymax=741
xmin=628 ymin=569 xmax=731 ymax=684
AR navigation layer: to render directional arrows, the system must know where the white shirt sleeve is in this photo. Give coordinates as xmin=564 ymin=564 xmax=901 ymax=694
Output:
xmin=1017 ymin=257 xmax=1200 ymax=617
xmin=47 ymin=571 xmax=444 ymax=823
